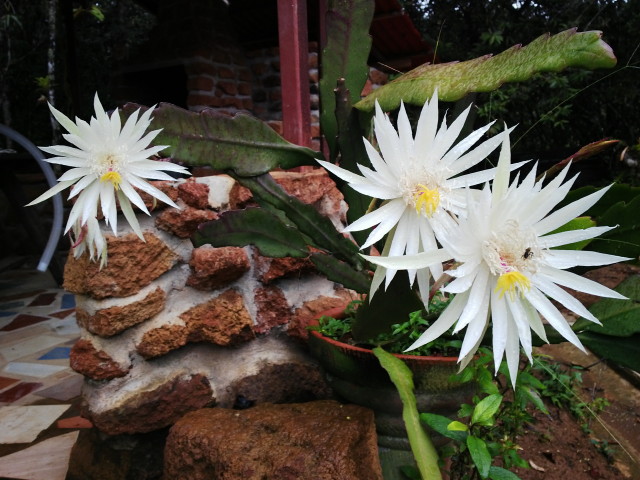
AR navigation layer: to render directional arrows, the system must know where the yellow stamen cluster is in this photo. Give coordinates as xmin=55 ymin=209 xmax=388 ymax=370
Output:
xmin=100 ymin=171 xmax=122 ymax=190
xmin=495 ymin=271 xmax=531 ymax=300
xmin=414 ymin=184 xmax=440 ymax=217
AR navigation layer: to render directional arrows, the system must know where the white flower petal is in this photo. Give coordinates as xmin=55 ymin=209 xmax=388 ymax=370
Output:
xmin=317 ymin=159 xmax=364 ymax=184
xmin=523 ymin=287 xmax=585 ymax=351
xmin=532 ymin=275 xmax=600 ymax=324
xmin=538 ymin=265 xmax=627 ymax=299
xmin=406 ymin=290 xmax=469 ymax=351
xmin=457 ymin=291 xmax=490 ymax=360
xmin=535 ymin=185 xmax=613 ymax=235
xmin=454 ymin=267 xmax=490 ymax=333
xmin=25 ymin=179 xmax=76 ymax=206
xmin=117 ymin=192 xmax=145 ymax=239
xmin=543 ymin=249 xmax=630 ymax=269
xmin=506 ymin=297 xmax=533 ymax=362
xmin=538 ymin=226 xmax=616 ymax=249
xmin=362 ymin=248 xmax=452 ymax=271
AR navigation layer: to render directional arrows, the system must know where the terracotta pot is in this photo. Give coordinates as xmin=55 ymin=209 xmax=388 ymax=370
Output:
xmin=307 ymin=307 xmax=475 ymax=450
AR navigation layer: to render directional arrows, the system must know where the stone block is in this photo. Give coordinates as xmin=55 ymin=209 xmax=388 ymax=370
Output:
xmin=76 ymin=287 xmax=166 ymax=337
xmin=254 ymin=285 xmax=291 ymax=334
xmin=70 ymin=339 xmax=129 ymax=380
xmin=177 ymin=180 xmax=210 ymax=209
xmin=255 ymin=253 xmax=316 ymax=284
xmin=181 ymin=289 xmax=255 ymax=346
xmin=136 ymin=324 xmax=189 ymax=359
xmin=186 ymin=245 xmax=250 ymax=291
xmin=155 ymin=205 xmax=218 ymax=238
xmin=228 ymin=362 xmax=331 ymax=405
xmin=85 ymin=374 xmax=214 ymax=435
xmin=164 ymin=400 xmax=382 ymax=480
xmin=64 ymin=232 xmax=180 ymax=299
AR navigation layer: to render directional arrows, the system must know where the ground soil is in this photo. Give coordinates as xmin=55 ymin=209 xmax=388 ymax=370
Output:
xmin=512 ymin=400 xmax=630 ymax=480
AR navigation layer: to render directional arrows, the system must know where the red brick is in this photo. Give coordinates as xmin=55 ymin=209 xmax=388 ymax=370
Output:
xmin=188 ymin=76 xmax=215 ymax=92
xmin=218 ymin=66 xmax=235 ymax=79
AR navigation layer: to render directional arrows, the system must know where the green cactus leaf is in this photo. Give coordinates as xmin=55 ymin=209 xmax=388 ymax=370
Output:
xmin=121 ymin=103 xmax=322 ymax=176
xmin=319 ymin=0 xmax=374 ymax=159
xmin=355 ymin=29 xmax=616 ymax=112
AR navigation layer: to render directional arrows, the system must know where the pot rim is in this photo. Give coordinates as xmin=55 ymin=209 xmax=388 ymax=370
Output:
xmin=309 ymin=306 xmax=460 ymax=365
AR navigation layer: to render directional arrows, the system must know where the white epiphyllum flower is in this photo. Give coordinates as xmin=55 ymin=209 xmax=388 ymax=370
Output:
xmin=317 ymin=91 xmax=519 ymax=301
xmin=28 ymin=94 xmax=189 ymax=245
xmin=363 ymin=133 xmax=629 ymax=385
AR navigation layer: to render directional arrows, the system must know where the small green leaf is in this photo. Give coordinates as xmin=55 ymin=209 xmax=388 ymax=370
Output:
xmin=520 ymin=387 xmax=549 ymax=415
xmin=355 ymin=29 xmax=616 ymax=112
xmin=476 ymin=366 xmax=500 ymax=395
xmin=546 ymin=216 xmax=597 ymax=250
xmin=467 ymin=435 xmax=492 ymax=478
xmin=488 ymin=465 xmax=523 ymax=480
xmin=420 ymin=413 xmax=468 ymax=442
xmin=89 ymin=5 xmax=105 ymax=21
xmin=447 ymin=420 xmax=469 ymax=432
xmin=471 ymin=394 xmax=503 ymax=426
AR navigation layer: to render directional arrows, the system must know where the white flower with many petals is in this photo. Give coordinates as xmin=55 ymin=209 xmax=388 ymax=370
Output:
xmin=364 ymin=133 xmax=629 ymax=385
xmin=318 ymin=92 xmax=519 ymax=300
xmin=28 ymin=94 xmax=190 ymax=248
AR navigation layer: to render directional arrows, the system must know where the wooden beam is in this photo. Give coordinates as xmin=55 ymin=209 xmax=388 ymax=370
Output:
xmin=277 ymin=0 xmax=311 ymax=147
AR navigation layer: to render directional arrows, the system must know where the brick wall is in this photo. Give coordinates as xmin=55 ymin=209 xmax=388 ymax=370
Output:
xmin=64 ymin=170 xmax=357 ymax=435
xmin=117 ymin=0 xmax=389 ymax=151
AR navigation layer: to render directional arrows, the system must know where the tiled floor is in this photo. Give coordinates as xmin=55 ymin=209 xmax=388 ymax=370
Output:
xmin=0 ymin=265 xmax=86 ymax=480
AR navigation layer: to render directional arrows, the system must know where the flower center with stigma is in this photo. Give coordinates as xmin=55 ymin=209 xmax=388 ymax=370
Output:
xmin=413 ymin=184 xmax=440 ymax=217
xmin=399 ymin=169 xmax=447 ymax=218
xmin=481 ymin=219 xmax=541 ymax=300
xmin=94 ymin=151 xmax=125 ymax=190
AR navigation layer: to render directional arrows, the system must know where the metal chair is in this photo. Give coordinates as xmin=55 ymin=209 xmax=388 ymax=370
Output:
xmin=0 ymin=124 xmax=64 ymax=283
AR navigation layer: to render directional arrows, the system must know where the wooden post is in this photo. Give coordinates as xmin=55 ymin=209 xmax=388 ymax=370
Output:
xmin=277 ymin=0 xmax=311 ymax=147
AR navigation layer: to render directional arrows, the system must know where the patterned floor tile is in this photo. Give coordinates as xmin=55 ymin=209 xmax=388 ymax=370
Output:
xmin=0 ymin=430 xmax=78 ymax=480
xmin=35 ymin=374 xmax=83 ymax=402
xmin=1 ymin=314 xmax=51 ymax=332
xmin=61 ymin=294 xmax=76 ymax=309
xmin=28 ymin=292 xmax=58 ymax=307
xmin=0 ymin=404 xmax=70 ymax=443
xmin=0 ymin=376 xmax=19 ymax=391
xmin=0 ymin=382 xmax=44 ymax=403
xmin=4 ymin=362 xmax=69 ymax=379
xmin=38 ymin=347 xmax=71 ymax=360
xmin=48 ymin=317 xmax=81 ymax=336
xmin=50 ymin=308 xmax=76 ymax=319
xmin=0 ymin=334 xmax=67 ymax=362
xmin=0 ymin=290 xmax=45 ymax=302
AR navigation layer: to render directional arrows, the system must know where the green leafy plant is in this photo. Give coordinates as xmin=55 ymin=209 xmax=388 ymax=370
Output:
xmin=314 ymin=295 xmax=461 ymax=355
xmin=533 ymin=357 xmax=611 ymax=435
